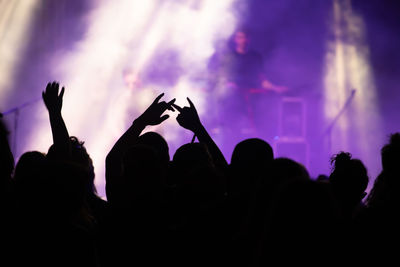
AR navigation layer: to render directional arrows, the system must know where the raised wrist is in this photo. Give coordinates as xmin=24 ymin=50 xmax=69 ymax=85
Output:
xmin=192 ymin=123 xmax=204 ymax=134
xmin=49 ymin=110 xmax=62 ymax=118
xmin=133 ymin=116 xmax=147 ymax=129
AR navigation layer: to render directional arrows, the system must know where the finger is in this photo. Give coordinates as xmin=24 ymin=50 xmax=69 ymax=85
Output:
xmin=46 ymin=82 xmax=51 ymax=91
xmin=51 ymin=81 xmax=58 ymax=95
xmin=54 ymin=85 xmax=59 ymax=98
xmin=159 ymin=114 xmax=169 ymax=123
xmin=42 ymin=91 xmax=46 ymax=101
xmin=187 ymin=97 xmax=196 ymax=110
xmin=167 ymin=98 xmax=176 ymax=111
xmin=167 ymin=98 xmax=176 ymax=106
xmin=171 ymin=103 xmax=183 ymax=112
xmin=59 ymin=87 xmax=65 ymax=99
xmin=153 ymin=93 xmax=164 ymax=104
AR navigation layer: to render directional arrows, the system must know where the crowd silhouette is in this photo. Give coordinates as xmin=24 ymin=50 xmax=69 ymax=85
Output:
xmin=1 ymin=81 xmax=399 ymax=266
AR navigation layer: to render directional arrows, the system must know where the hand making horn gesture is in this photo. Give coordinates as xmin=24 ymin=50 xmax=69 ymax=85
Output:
xmin=171 ymin=97 xmax=202 ymax=133
xmin=136 ymin=93 xmax=176 ymax=126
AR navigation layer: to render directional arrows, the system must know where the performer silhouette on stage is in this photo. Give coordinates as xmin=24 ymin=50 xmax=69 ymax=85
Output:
xmin=210 ymin=29 xmax=287 ymax=94
xmin=208 ymin=29 xmax=287 ymax=151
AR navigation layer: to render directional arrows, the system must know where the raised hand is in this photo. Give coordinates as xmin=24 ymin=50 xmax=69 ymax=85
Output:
xmin=173 ymin=97 xmax=228 ymax=171
xmin=137 ymin=93 xmax=176 ymax=126
xmin=42 ymin=81 xmax=65 ymax=114
xmin=42 ymin=81 xmax=70 ymax=158
xmin=172 ymin=97 xmax=202 ymax=133
xmin=106 ymin=93 xmax=174 ymax=203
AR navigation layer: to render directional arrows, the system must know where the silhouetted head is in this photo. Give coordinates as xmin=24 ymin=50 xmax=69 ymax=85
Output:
xmin=229 ymin=138 xmax=274 ymax=197
xmin=232 ymin=28 xmax=251 ymax=52
xmin=231 ymin=138 xmax=273 ymax=171
xmin=173 ymin=143 xmax=223 ymax=205
xmin=47 ymin=136 xmax=96 ymax=194
xmin=138 ymin=132 xmax=170 ymax=164
xmin=329 ymin=152 xmax=368 ymax=202
xmin=14 ymin=151 xmax=47 ymax=184
xmin=14 ymin=151 xmax=47 ymax=199
xmin=367 ymin=133 xmax=400 ymax=208
xmin=70 ymin=136 xmax=94 ymax=176
xmin=173 ymin=143 xmax=213 ymax=169
xmin=14 ymin=152 xmax=87 ymax=218
xmin=271 ymin=157 xmax=310 ymax=188
xmin=172 ymin=143 xmax=214 ymax=184
xmin=381 ymin=133 xmax=400 ymax=175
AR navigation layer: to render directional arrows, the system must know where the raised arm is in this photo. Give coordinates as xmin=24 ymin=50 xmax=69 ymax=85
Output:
xmin=42 ymin=81 xmax=70 ymax=159
xmin=172 ymin=98 xmax=228 ymax=171
xmin=105 ymin=93 xmax=175 ymax=203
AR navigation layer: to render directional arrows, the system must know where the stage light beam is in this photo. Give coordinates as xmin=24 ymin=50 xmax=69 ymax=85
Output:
xmin=23 ymin=0 xmax=238 ymax=198
xmin=0 ymin=0 xmax=39 ymax=107
xmin=323 ymin=0 xmax=383 ymax=185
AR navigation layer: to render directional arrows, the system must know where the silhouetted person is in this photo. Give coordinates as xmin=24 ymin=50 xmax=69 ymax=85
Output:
xmin=355 ymin=133 xmax=400 ymax=259
xmin=170 ymin=98 xmax=229 ymax=267
xmin=102 ymin=93 xmax=176 ymax=266
xmin=1 ymin=117 xmax=15 ymax=265
xmin=227 ymin=138 xmax=274 ymax=238
xmin=260 ymin=175 xmax=342 ymax=265
xmin=48 ymin=136 xmax=107 ymax=224
xmin=224 ymin=138 xmax=274 ymax=267
xmin=329 ymin=152 xmax=369 ymax=220
xmin=0 ymin=117 xmax=13 ymax=196
xmin=12 ymin=153 xmax=97 ymax=266
xmin=10 ymin=81 xmax=100 ymax=266
xmin=171 ymin=142 xmax=227 ymax=267
xmin=367 ymin=133 xmax=400 ymax=208
xmin=105 ymin=93 xmax=175 ymax=204
xmin=208 ymin=29 xmax=287 ymax=146
xmin=101 ymin=144 xmax=172 ymax=266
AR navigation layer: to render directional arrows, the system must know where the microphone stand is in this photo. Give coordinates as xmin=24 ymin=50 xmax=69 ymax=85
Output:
xmin=2 ymin=97 xmax=42 ymax=154
xmin=323 ymin=89 xmax=356 ymax=155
